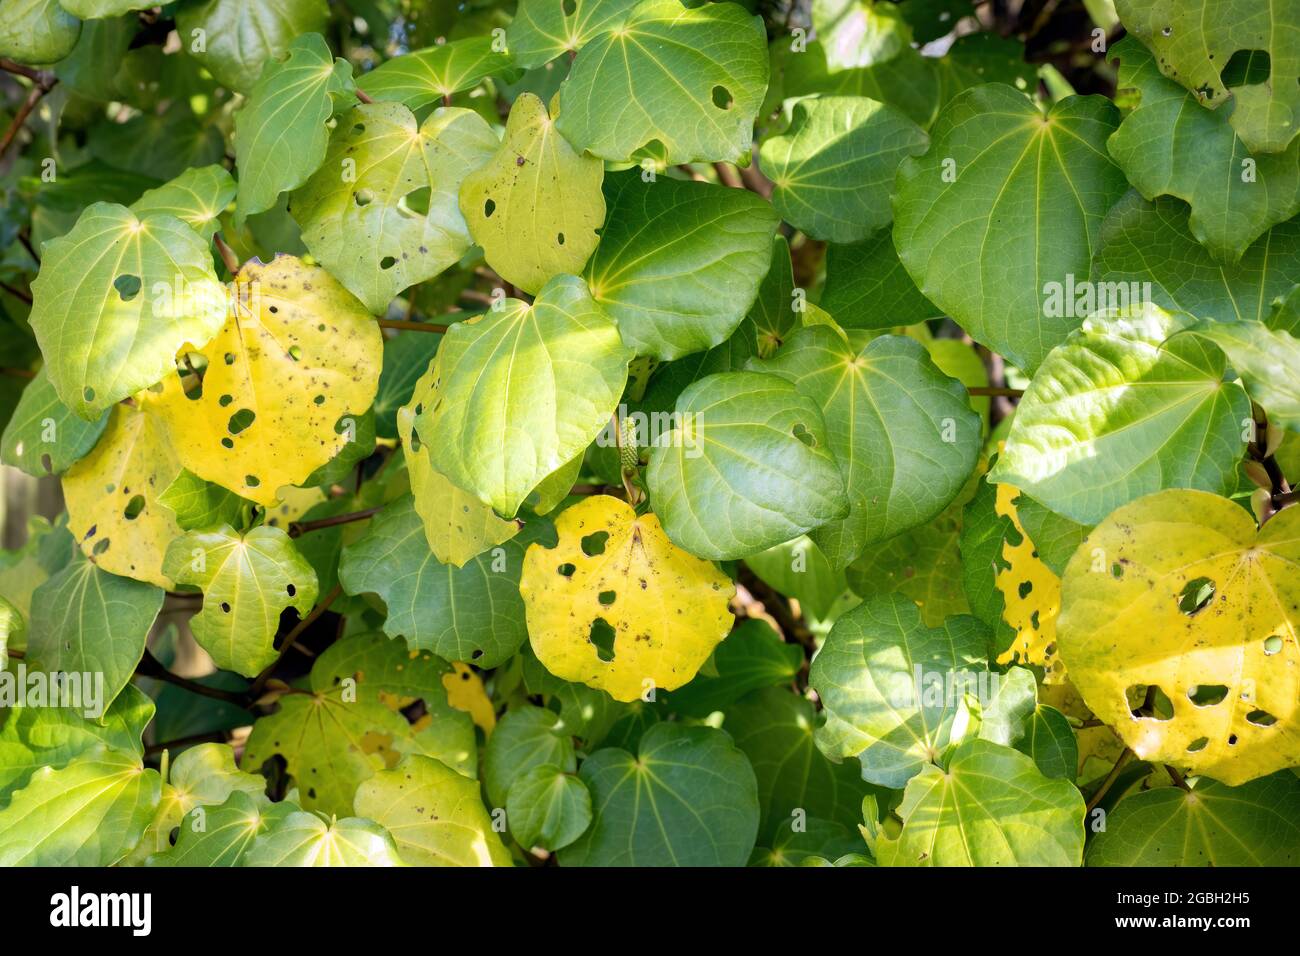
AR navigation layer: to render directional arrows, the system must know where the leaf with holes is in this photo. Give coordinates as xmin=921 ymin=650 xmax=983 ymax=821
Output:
xmin=162 ymin=525 xmax=318 ymax=676
xmin=585 ymin=171 xmax=780 ymax=361
xmin=989 ymin=306 xmax=1250 ymax=525
xmin=506 ymin=0 xmax=642 ymax=68
xmin=752 ymin=328 xmax=981 ymax=568
xmin=1113 ymin=0 xmax=1300 ymax=154
xmin=1058 ymin=490 xmax=1300 ymax=786
xmin=233 ymin=33 xmax=356 ymax=219
xmin=459 ymin=93 xmax=604 ymax=295
xmin=292 ymin=103 xmax=497 ymax=314
xmin=28 ymin=203 xmax=228 ymax=419
xmin=892 ymin=85 xmax=1128 ymax=372
xmin=555 ymin=0 xmax=768 ymax=164
xmin=519 ymin=495 xmax=735 ymax=702
xmin=759 ymin=96 xmax=928 ymax=243
xmin=419 ymin=274 xmax=631 ymax=517
xmin=152 ymin=256 xmax=383 ymax=506
xmin=1 ymin=367 xmax=110 ymax=477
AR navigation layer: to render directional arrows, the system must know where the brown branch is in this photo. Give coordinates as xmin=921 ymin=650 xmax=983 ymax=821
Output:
xmin=675 ymin=164 xmax=708 ymax=182
xmin=289 ymin=505 xmax=382 ymax=537
xmin=0 ymin=279 xmax=31 ymax=304
xmin=377 ymin=318 xmax=448 ymax=333
xmin=145 ymin=730 xmax=233 ymax=758
xmin=737 ymin=161 xmax=773 ymax=199
xmin=136 ymin=650 xmax=252 ymax=707
xmin=1164 ymin=764 xmax=1192 ymax=792
xmin=1275 ymin=489 xmax=1300 ymax=510
xmin=0 ymin=67 xmax=57 ymax=160
xmin=213 ymin=233 xmax=240 ymax=274
xmin=17 ymin=230 xmax=38 ymax=265
xmin=247 ymin=584 xmax=343 ymax=699
xmin=967 ymin=386 xmax=1024 ymax=397
xmin=1085 ymin=747 xmax=1134 ymax=815
xmin=0 ymin=365 xmax=35 ymax=379
xmin=355 ymin=87 xmax=375 ymax=105
xmin=736 ymin=565 xmax=815 ymax=654
xmin=713 ymin=162 xmax=743 ymax=189
xmin=459 ymin=288 xmax=495 ymax=307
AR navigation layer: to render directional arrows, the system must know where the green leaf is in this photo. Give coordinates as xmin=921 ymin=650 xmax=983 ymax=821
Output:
xmin=751 ymin=817 xmax=866 ymax=867
xmin=1012 ymin=493 xmax=1091 ymax=577
xmin=1182 ymin=320 xmax=1300 ymax=430
xmin=357 ymin=38 xmax=521 ymax=110
xmin=292 ymin=102 xmax=497 ymax=314
xmin=745 ymin=536 xmax=848 ymax=621
xmin=664 ymin=619 xmax=803 ymax=717
xmin=559 ymin=723 xmax=760 ymax=866
xmin=459 ymin=93 xmax=605 ymax=295
xmin=59 ymin=0 xmax=148 ymax=15
xmin=0 ymin=746 xmax=161 ymax=866
xmin=129 ymin=164 xmax=236 ymax=241
xmin=338 ymin=494 xmax=529 ymax=667
xmin=176 ymin=0 xmax=331 ymax=93
xmin=234 ymin=33 xmax=356 ymax=219
xmin=0 ymin=683 xmax=152 ymax=801
xmin=759 ymin=95 xmax=928 ymax=243
xmin=555 ymin=0 xmax=768 ymax=164
xmin=0 ymin=367 xmax=109 ymax=477
xmin=1014 ymin=704 xmax=1078 ymax=781
xmin=586 ymin=172 xmax=780 ymax=360
xmin=989 ymin=306 xmax=1250 ymax=525
xmin=1107 ymin=37 xmax=1300 ymax=263
xmin=27 ymin=554 xmax=164 ymax=713
xmin=1093 ymin=192 xmax=1300 ymax=325
xmin=0 ymin=0 xmax=80 ymax=66
xmin=892 ymin=85 xmax=1127 ymax=372
xmin=373 ymin=330 xmax=441 ymax=440
xmin=0 ymin=595 xmax=19 ymax=670
xmin=157 ymin=469 xmax=251 ymax=532
xmin=420 ymin=274 xmax=631 ymax=517
xmin=1114 ymin=0 xmax=1300 ymax=153
xmin=483 ymin=704 xmax=576 ymax=808
xmin=725 ymin=686 xmax=876 ymax=843
xmin=242 ymin=810 xmax=404 ymax=866
xmin=809 ymin=593 xmax=994 ymax=788
xmin=1087 ymin=772 xmax=1300 ymax=866
xmin=876 ymin=738 xmax=1084 ymax=866
xmin=163 ymin=525 xmax=319 ymax=677
xmin=754 ymin=329 xmax=981 ymax=567
xmin=506 ymin=0 xmax=641 ymax=68
xmin=818 ymin=230 xmax=942 ymax=329
xmin=28 ymin=202 xmax=227 ymax=418
xmin=646 ymin=370 xmax=848 ymax=560
xmin=147 ymin=791 xmax=294 ymax=867
xmin=353 ymin=753 xmax=513 ymax=866
xmin=812 ymin=0 xmax=912 ymax=71
xmin=506 ymin=765 xmax=593 ymax=851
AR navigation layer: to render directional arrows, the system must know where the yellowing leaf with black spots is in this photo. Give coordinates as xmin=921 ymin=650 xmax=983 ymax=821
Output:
xmin=163 ymin=525 xmax=318 ymax=677
xmin=354 ymin=753 xmax=512 ymax=866
xmin=29 ymin=202 xmax=227 ymax=419
xmin=153 ymin=256 xmax=383 ymax=506
xmin=398 ymin=357 xmax=519 ymax=566
xmin=1058 ymin=490 xmax=1300 ymax=786
xmin=419 ymin=275 xmax=631 ymax=518
xmin=292 ymin=103 xmax=498 ymax=314
xmin=241 ymin=811 xmax=405 ymax=866
xmin=520 ymin=495 xmax=734 ymax=703
xmin=459 ymin=93 xmax=604 ymax=295
xmin=63 ymin=398 xmax=184 ymax=588
xmin=991 ymin=483 xmax=1065 ymax=682
xmin=444 ymin=662 xmax=496 ymax=734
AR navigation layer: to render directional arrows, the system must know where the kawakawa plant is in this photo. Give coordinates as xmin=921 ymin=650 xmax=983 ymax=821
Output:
xmin=0 ymin=0 xmax=1297 ymax=868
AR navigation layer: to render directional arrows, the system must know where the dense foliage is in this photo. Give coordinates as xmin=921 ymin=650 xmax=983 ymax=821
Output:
xmin=0 ymin=0 xmax=1298 ymax=868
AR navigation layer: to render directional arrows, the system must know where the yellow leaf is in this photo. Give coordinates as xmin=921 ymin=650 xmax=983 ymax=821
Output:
xmin=520 ymin=495 xmax=735 ymax=703
xmin=459 ymin=92 xmax=605 ymax=294
xmin=154 ymin=256 xmax=383 ymax=505
xmin=993 ymin=482 xmax=1064 ymax=683
xmin=397 ymin=355 xmax=518 ymax=566
xmin=443 ymin=662 xmax=496 ymax=735
xmin=1058 ymin=490 xmax=1300 ymax=786
xmin=63 ymin=397 xmax=184 ymax=588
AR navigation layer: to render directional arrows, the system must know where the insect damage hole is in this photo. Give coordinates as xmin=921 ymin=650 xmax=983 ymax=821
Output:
xmin=228 ymin=408 xmax=255 ymax=435
xmin=598 ymin=590 xmax=616 ymax=606
xmin=1264 ymin=635 xmax=1283 ymax=655
xmin=1126 ymin=684 xmax=1173 ymax=720
xmin=1177 ymin=577 xmax=1215 ymax=615
xmin=791 ymin=422 xmax=815 ymax=447
xmin=1246 ymin=709 xmax=1278 ymax=727
xmin=562 ymin=0 xmax=576 ymax=15
xmin=589 ymin=617 xmax=616 ymax=662
xmin=1187 ymin=684 xmax=1229 ymax=706
xmin=711 ymin=85 xmax=733 ymax=110
xmin=484 ymin=199 xmax=496 ymax=218
xmin=580 ymin=531 xmax=609 ymax=556
xmin=1221 ymin=49 xmax=1271 ymax=87
xmin=113 ymin=274 xmax=141 ymax=302
xmin=123 ymin=495 xmax=145 ymax=520
xmin=380 ymin=256 xmax=397 ymax=270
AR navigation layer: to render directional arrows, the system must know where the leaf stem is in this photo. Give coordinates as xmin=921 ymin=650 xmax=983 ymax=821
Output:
xmin=289 ymin=505 xmax=383 ymax=537
xmin=1084 ymin=747 xmax=1134 ymax=815
xmin=247 ymin=584 xmax=343 ymax=699
xmin=376 ymin=318 xmax=448 ymax=333
xmin=0 ymin=279 xmax=32 ymax=304
xmin=967 ymin=386 xmax=1024 ymax=397
xmin=136 ymin=650 xmax=252 ymax=707
xmin=145 ymin=729 xmax=232 ymax=758
xmin=1164 ymin=764 xmax=1192 ymax=792
xmin=0 ymin=366 xmax=35 ymax=379
xmin=355 ymin=87 xmax=375 ymax=105
xmin=213 ymin=232 xmax=240 ymax=274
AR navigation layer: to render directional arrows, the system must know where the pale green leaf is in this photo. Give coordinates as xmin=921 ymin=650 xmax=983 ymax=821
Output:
xmin=130 ymin=164 xmax=236 ymax=241
xmin=242 ymin=810 xmax=404 ymax=866
xmin=506 ymin=0 xmax=641 ymax=68
xmin=147 ymin=791 xmax=295 ymax=867
xmin=506 ymin=765 xmax=593 ymax=851
xmin=1183 ymin=320 xmax=1300 ymax=430
xmin=176 ymin=0 xmax=331 ymax=93
xmin=357 ymin=37 xmax=521 ymax=110
xmin=0 ymin=0 xmax=80 ymax=66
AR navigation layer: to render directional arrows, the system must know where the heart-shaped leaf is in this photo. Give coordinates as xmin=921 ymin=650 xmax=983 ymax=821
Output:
xmin=176 ymin=0 xmax=330 ymax=94
xmin=357 ymin=38 xmax=521 ymax=110
xmin=506 ymin=0 xmax=641 ymax=68
xmin=241 ymin=811 xmax=404 ymax=866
